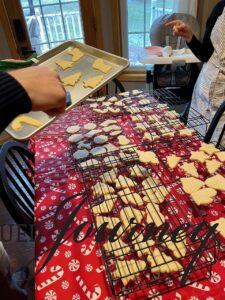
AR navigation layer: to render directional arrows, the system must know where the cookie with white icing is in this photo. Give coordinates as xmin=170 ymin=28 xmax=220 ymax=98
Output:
xmin=94 ymin=135 xmax=108 ymax=144
xmin=73 ymin=149 xmax=89 ymax=160
xmin=66 ymin=125 xmax=80 ymax=134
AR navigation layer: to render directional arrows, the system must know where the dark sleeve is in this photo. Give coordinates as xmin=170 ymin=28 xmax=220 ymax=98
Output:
xmin=0 ymin=72 xmax=32 ymax=133
xmin=187 ymin=1 xmax=225 ymax=62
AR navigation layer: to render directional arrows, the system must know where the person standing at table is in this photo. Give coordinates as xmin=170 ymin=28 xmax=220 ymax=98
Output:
xmin=0 ymin=66 xmax=66 ymax=298
xmin=166 ymin=0 xmax=225 ymax=145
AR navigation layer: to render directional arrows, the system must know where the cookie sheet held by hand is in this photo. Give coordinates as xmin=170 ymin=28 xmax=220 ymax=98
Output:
xmin=55 ymin=60 xmax=74 ymax=70
xmin=83 ymin=75 xmax=104 ymax=89
xmin=62 ymin=72 xmax=82 ymax=86
xmin=93 ymin=58 xmax=112 ymax=74
xmin=68 ymin=47 xmax=84 ymax=62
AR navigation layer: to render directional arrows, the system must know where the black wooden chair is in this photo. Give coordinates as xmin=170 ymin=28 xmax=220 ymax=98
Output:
xmin=204 ymin=101 xmax=225 ymax=148
xmin=0 ymin=141 xmax=35 ymax=237
xmin=109 ymin=78 xmax=126 ymax=94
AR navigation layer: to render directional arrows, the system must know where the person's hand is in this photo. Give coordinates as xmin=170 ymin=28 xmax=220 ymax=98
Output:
xmin=165 ymin=20 xmax=193 ymax=42
xmin=9 ymin=66 xmax=66 ymax=116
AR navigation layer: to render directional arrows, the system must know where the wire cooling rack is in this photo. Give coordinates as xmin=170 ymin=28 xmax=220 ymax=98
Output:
xmin=153 ymin=88 xmax=188 ymax=105
xmin=76 ymin=148 xmax=219 ymax=298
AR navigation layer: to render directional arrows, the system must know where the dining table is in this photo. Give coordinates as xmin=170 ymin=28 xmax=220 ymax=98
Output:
xmin=31 ymin=90 xmax=225 ymax=300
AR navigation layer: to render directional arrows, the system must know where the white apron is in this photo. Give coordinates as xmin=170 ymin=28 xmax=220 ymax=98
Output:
xmin=190 ymin=7 xmax=225 ymax=146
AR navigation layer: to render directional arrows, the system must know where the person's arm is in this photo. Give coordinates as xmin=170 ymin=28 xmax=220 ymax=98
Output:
xmin=166 ymin=1 xmax=225 ymax=62
xmin=0 ymin=72 xmax=31 ymax=133
xmin=187 ymin=36 xmax=214 ymax=63
xmin=187 ymin=2 xmax=224 ymax=62
xmin=0 ymin=66 xmax=66 ymax=133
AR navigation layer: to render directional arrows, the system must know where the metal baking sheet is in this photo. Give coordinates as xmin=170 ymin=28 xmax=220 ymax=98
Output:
xmin=6 ymin=41 xmax=129 ymax=140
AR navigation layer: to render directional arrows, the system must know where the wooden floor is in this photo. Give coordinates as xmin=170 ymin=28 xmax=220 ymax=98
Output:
xmin=0 ymin=198 xmax=34 ymax=300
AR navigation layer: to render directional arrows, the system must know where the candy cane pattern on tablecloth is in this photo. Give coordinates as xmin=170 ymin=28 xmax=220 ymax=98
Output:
xmin=76 ymin=275 xmax=101 ymax=300
xmin=74 ymin=216 xmax=88 ymax=226
xmin=190 ymin=282 xmax=210 ymax=291
xmin=37 ymin=265 xmax=64 ymax=291
xmin=96 ymin=265 xmax=105 ymax=273
xmin=34 ymin=92 xmax=225 ymax=300
xmin=174 ymin=292 xmax=182 ymax=300
xmin=81 ymin=241 xmax=96 ymax=256
xmin=38 ymin=211 xmax=56 ymax=222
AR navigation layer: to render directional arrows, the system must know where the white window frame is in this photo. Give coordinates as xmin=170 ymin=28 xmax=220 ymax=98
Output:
xmin=120 ymin=0 xmax=171 ymax=70
xmin=120 ymin=0 xmax=198 ymax=69
xmin=20 ymin=0 xmax=84 ymax=55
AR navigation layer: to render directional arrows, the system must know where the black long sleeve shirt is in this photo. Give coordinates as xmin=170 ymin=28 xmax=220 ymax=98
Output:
xmin=187 ymin=0 xmax=225 ymax=62
xmin=0 ymin=72 xmax=32 ymax=133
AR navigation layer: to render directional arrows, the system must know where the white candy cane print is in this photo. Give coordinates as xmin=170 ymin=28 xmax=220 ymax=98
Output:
xmin=50 ymin=187 xmax=65 ymax=194
xmin=74 ymin=217 xmax=88 ymax=226
xmin=96 ymin=265 xmax=105 ymax=273
xmin=38 ymin=211 xmax=55 ymax=222
xmin=76 ymin=276 xmax=101 ymax=300
xmin=39 ymin=246 xmax=49 ymax=256
xmin=37 ymin=265 xmax=64 ymax=291
xmin=36 ymin=194 xmax=47 ymax=208
xmin=63 ymin=240 xmax=73 ymax=247
xmin=175 ymin=292 xmax=182 ymax=300
xmin=190 ymin=282 xmax=210 ymax=291
xmin=81 ymin=241 xmax=96 ymax=256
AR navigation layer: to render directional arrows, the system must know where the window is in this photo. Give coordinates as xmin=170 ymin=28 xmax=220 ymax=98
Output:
xmin=20 ymin=0 xmax=84 ymax=55
xmin=120 ymin=0 xmax=175 ymax=66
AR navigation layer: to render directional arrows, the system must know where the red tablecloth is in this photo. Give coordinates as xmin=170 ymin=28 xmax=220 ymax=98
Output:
xmin=33 ymin=92 xmax=225 ymax=300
